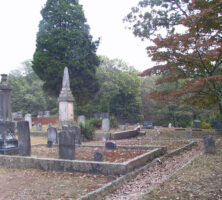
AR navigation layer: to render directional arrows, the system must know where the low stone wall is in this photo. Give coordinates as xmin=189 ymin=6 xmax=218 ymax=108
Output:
xmin=110 ymin=126 xmax=140 ymax=140
xmin=78 ymin=141 xmax=198 ymax=200
xmin=0 ymin=145 xmax=166 ymax=176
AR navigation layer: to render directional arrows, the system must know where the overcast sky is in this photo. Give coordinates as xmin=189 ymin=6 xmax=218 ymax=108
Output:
xmin=0 ymin=0 xmax=153 ymax=75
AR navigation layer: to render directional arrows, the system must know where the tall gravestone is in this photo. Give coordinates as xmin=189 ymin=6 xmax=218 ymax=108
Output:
xmin=17 ymin=121 xmax=31 ymax=156
xmin=102 ymin=118 xmax=110 ymax=133
xmin=59 ymin=130 xmax=75 ymax=160
xmin=193 ymin=120 xmax=201 ymax=128
xmin=47 ymin=127 xmax=58 ymax=144
xmin=0 ymin=74 xmax=18 ymax=154
xmin=102 ymin=118 xmax=110 ymax=141
xmin=62 ymin=125 xmax=81 ymax=145
xmin=58 ymin=67 xmax=74 ymax=127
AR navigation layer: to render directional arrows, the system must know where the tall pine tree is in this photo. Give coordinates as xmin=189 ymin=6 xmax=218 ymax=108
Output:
xmin=32 ymin=0 xmax=100 ymax=105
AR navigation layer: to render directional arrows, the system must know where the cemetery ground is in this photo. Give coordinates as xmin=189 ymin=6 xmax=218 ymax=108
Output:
xmin=0 ymin=126 xmax=221 ymax=199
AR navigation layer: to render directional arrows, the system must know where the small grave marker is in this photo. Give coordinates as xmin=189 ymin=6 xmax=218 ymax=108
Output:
xmin=94 ymin=152 xmax=103 ymax=161
xmin=204 ymin=136 xmax=216 ymax=154
xmin=105 ymin=141 xmax=116 ymax=149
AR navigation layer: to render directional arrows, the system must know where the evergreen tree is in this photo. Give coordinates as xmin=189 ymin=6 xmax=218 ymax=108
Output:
xmin=32 ymin=0 xmax=100 ymax=105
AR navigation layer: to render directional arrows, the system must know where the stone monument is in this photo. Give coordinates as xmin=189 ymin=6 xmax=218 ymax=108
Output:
xmin=58 ymin=67 xmax=74 ymax=127
xmin=0 ymin=74 xmax=18 ymax=154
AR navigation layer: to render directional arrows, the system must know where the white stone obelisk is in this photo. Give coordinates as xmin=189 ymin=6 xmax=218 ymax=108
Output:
xmin=58 ymin=67 xmax=74 ymax=127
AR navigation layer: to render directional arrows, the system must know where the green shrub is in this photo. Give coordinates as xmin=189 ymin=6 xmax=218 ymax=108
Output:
xmin=79 ymin=120 xmax=95 ymax=140
xmin=88 ymin=118 xmax=102 ymax=128
xmin=110 ymin=115 xmax=118 ymax=128
xmin=201 ymin=119 xmax=212 ymax=129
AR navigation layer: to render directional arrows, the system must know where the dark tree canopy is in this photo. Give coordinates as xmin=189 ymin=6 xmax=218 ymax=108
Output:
xmin=32 ymin=0 xmax=100 ymax=105
xmin=126 ymin=0 xmax=222 ymax=113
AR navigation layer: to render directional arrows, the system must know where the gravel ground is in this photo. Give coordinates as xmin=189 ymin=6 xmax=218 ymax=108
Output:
xmin=104 ymin=143 xmax=202 ymax=200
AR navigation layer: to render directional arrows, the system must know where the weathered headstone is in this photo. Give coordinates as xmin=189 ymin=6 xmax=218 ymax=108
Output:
xmin=94 ymin=151 xmax=103 ymax=161
xmin=168 ymin=123 xmax=172 ymax=128
xmin=69 ymin=126 xmax=82 ymax=144
xmin=78 ymin=115 xmax=86 ymax=126
xmin=63 ymin=126 xmax=81 ymax=145
xmin=17 ymin=111 xmax=23 ymax=118
xmin=94 ymin=112 xmax=109 ymax=119
xmin=120 ymin=125 xmax=127 ymax=131
xmin=193 ymin=120 xmax=201 ymax=128
xmin=185 ymin=130 xmax=192 ymax=139
xmin=25 ymin=113 xmax=32 ymax=129
xmin=59 ymin=131 xmax=75 ymax=160
xmin=36 ymin=123 xmax=42 ymax=131
xmin=155 ymin=128 xmax=160 ymax=136
xmin=203 ymin=136 xmax=216 ymax=154
xmin=47 ymin=127 xmax=58 ymax=144
xmin=105 ymin=141 xmax=116 ymax=149
xmin=47 ymin=141 xmax=53 ymax=148
xmin=37 ymin=111 xmax=43 ymax=118
xmin=17 ymin=121 xmax=31 ymax=156
xmin=58 ymin=67 xmax=74 ymax=127
xmin=12 ymin=111 xmax=23 ymax=119
xmin=102 ymin=118 xmax=110 ymax=133
xmin=43 ymin=111 xmax=50 ymax=117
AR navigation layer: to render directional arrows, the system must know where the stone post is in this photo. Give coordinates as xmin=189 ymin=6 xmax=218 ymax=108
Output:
xmin=17 ymin=121 xmax=31 ymax=156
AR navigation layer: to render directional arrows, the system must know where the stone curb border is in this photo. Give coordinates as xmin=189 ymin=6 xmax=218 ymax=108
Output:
xmin=0 ymin=145 xmax=166 ymax=176
xmin=78 ymin=141 xmax=198 ymax=200
xmin=139 ymin=152 xmax=202 ymax=199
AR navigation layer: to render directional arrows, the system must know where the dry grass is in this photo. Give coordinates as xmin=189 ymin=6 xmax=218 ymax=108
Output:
xmin=144 ymin=139 xmax=222 ymax=200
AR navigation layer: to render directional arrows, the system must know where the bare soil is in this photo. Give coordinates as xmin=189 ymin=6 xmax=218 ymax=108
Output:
xmin=31 ymin=145 xmax=148 ymax=162
xmin=0 ymin=167 xmax=109 ymax=200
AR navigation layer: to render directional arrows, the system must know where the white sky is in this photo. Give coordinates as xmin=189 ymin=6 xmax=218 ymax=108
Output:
xmin=0 ymin=0 xmax=153 ymax=75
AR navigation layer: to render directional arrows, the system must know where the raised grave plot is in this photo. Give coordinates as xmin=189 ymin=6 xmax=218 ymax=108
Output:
xmin=32 ymin=145 xmax=149 ymax=162
xmin=0 ymin=144 xmax=166 ymax=175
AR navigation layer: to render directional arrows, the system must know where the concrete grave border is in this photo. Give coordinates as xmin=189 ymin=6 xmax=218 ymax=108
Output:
xmin=78 ymin=141 xmax=198 ymax=200
xmin=0 ymin=144 xmax=166 ymax=176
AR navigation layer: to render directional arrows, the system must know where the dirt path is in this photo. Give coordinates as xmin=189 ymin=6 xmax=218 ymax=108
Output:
xmin=104 ymin=143 xmax=203 ymax=200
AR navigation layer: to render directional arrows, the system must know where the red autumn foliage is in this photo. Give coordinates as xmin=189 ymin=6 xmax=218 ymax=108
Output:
xmin=140 ymin=0 xmax=222 ymax=111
